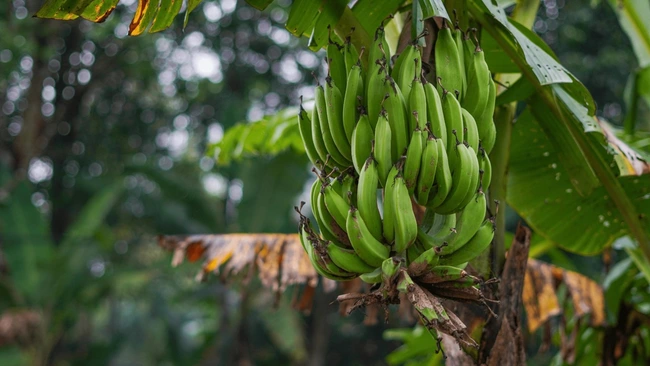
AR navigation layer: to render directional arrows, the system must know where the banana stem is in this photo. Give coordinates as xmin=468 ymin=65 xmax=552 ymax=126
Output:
xmin=488 ymin=105 xmax=514 ymax=273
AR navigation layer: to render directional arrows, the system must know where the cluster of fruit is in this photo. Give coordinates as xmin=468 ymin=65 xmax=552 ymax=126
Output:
xmin=296 ymin=21 xmax=496 ymax=315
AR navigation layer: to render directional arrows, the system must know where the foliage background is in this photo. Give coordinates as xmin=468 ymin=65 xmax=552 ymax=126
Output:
xmin=0 ymin=0 xmax=646 ymax=364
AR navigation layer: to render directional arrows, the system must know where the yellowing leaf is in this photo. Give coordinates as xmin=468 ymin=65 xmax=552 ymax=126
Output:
xmin=158 ymin=233 xmax=330 ymax=297
xmin=523 ymin=259 xmax=605 ymax=333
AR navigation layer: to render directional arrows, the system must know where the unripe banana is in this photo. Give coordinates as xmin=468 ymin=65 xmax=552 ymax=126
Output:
xmin=427 ymin=213 xmax=457 ymax=242
xmin=435 ymin=22 xmax=464 ymax=96
xmin=359 ymin=267 xmax=382 ymax=284
xmin=433 ymin=142 xmax=479 ymax=214
xmin=343 ymin=38 xmax=361 ymax=77
xmin=343 ymin=65 xmax=363 ymax=142
xmin=327 ymin=41 xmax=347 ymax=92
xmin=391 ymin=173 xmax=418 ymax=254
xmin=368 ymin=26 xmax=389 ymax=82
xmin=408 ymin=246 xmax=441 ymax=277
xmin=300 ymin=223 xmax=356 ymax=280
xmin=315 ymin=85 xmax=350 ymax=167
xmin=476 ymin=78 xmax=497 ymax=154
xmin=415 ymin=135 xmax=439 ymax=205
xmin=383 ymin=77 xmax=409 ymax=160
xmin=382 ymin=165 xmax=399 ymax=243
xmin=351 ymin=113 xmax=373 ymax=174
xmin=310 ymin=178 xmax=343 ymax=245
xmin=453 ymin=24 xmax=466 ymax=100
xmin=462 ymin=43 xmax=490 ymax=119
xmin=381 ymin=257 xmax=402 ymax=285
xmin=346 ymin=207 xmax=390 ymax=267
xmin=403 ymin=128 xmax=424 ymax=194
xmin=298 ymin=104 xmax=322 ymax=168
xmin=426 ymin=140 xmax=452 ymax=208
xmin=461 ymin=108 xmax=480 ymax=153
xmin=322 ymin=183 xmax=351 ymax=230
xmin=327 ymin=242 xmax=376 ymax=274
xmin=357 ymin=157 xmax=383 ymax=241
xmin=393 ymin=44 xmax=421 ymax=98
xmin=479 ymin=148 xmax=492 ymax=190
xmin=440 ymin=89 xmax=464 ymax=164
xmin=310 ymin=100 xmax=334 ymax=168
xmin=408 ymin=77 xmax=428 ymax=132
xmin=439 ymin=218 xmax=495 ymax=266
xmin=406 ymin=241 xmax=425 ymax=264
xmin=423 ymin=81 xmax=447 ymax=146
xmin=324 ymin=78 xmax=353 ymax=161
xmin=416 ymin=264 xmax=468 ymax=284
xmin=374 ymin=111 xmax=393 ymax=184
xmin=367 ymin=61 xmax=387 ymax=128
xmin=439 ymin=189 xmax=487 ymax=255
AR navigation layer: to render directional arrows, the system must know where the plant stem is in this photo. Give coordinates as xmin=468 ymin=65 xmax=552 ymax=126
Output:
xmin=488 ymin=105 xmax=514 ymax=273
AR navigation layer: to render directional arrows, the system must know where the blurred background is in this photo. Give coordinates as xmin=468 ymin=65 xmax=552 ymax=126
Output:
xmin=0 ymin=0 xmax=645 ymax=365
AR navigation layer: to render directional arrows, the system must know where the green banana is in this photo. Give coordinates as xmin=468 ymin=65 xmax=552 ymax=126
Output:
xmin=343 ymin=37 xmax=361 ymax=76
xmin=310 ymin=99 xmax=334 ymax=168
xmin=327 ymin=40 xmax=347 ymax=92
xmin=322 ymin=183 xmax=351 ymax=229
xmin=439 ymin=190 xmax=486 ymax=255
xmin=346 ymin=207 xmax=390 ymax=267
xmin=453 ymin=23 xmax=466 ymax=100
xmin=427 ymin=213 xmax=457 ymax=242
xmin=406 ymin=241 xmax=425 ymax=264
xmin=462 ymin=42 xmax=490 ymax=119
xmin=300 ymin=223 xmax=356 ymax=280
xmin=315 ymin=85 xmax=349 ymax=166
xmin=434 ymin=142 xmax=479 ymax=214
xmin=408 ymin=246 xmax=441 ymax=277
xmin=435 ymin=22 xmax=464 ymax=96
xmin=403 ymin=128 xmax=424 ymax=195
xmin=461 ymin=108 xmax=480 ymax=152
xmin=357 ymin=157 xmax=384 ymax=241
xmin=327 ymin=242 xmax=376 ymax=274
xmin=374 ymin=111 xmax=392 ymax=184
xmin=342 ymin=64 xmax=363 ymax=142
xmin=359 ymin=267 xmax=382 ymax=284
xmin=383 ymin=77 xmax=409 ymax=160
xmin=416 ymin=265 xmax=468 ymax=284
xmin=440 ymin=89 xmax=464 ymax=163
xmin=426 ymin=140 xmax=452 ymax=208
xmin=392 ymin=44 xmax=420 ymax=98
xmin=367 ymin=61 xmax=387 ymax=129
xmin=381 ymin=257 xmax=402 ymax=285
xmin=476 ymin=78 xmax=497 ymax=154
xmin=382 ymin=165 xmax=400 ymax=243
xmin=313 ymin=180 xmax=351 ymax=247
xmin=351 ymin=113 xmax=373 ymax=174
xmin=408 ymin=76 xmax=428 ymax=132
xmin=424 ymin=81 xmax=447 ymax=146
xmin=298 ymin=103 xmax=321 ymax=168
xmin=324 ymin=78 xmax=352 ymax=161
xmin=415 ymin=135 xmax=439 ymax=205
xmin=439 ymin=218 xmax=495 ymax=266
xmin=479 ymin=148 xmax=492 ymax=190
xmin=391 ymin=173 xmax=418 ymax=254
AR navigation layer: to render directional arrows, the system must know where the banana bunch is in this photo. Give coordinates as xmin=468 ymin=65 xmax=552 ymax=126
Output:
xmin=297 ymin=22 xmax=497 ymax=288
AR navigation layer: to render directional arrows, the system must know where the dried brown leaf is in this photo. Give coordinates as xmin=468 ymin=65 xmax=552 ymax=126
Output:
xmin=523 ymin=259 xmax=561 ymax=332
xmin=523 ymin=258 xmax=605 ymax=333
xmin=158 ymin=233 xmax=326 ymax=303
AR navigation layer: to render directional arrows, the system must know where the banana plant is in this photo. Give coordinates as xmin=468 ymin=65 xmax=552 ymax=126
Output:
xmin=31 ymin=0 xmax=650 ymax=363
